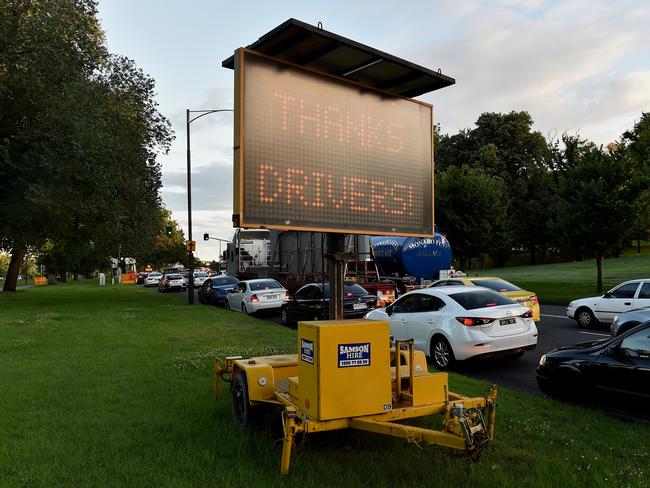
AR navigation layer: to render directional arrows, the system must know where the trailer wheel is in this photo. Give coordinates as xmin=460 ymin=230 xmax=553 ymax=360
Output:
xmin=231 ymin=372 xmax=254 ymax=427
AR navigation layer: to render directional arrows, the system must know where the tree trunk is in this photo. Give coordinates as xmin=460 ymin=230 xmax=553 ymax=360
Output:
xmin=530 ymin=247 xmax=536 ymax=265
xmin=595 ymin=255 xmax=603 ymax=294
xmin=2 ymin=248 xmax=26 ymax=292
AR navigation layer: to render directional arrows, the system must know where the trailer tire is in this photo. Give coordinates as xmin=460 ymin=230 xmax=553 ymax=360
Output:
xmin=231 ymin=372 xmax=256 ymax=427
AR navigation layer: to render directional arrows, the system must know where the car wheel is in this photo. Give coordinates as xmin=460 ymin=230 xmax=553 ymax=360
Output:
xmin=225 ymin=300 xmax=231 ymax=311
xmin=430 ymin=336 xmax=455 ymax=370
xmin=617 ymin=321 xmax=640 ymax=336
xmin=551 ymin=369 xmax=587 ymax=402
xmin=507 ymin=350 xmax=525 ymax=360
xmin=576 ymin=307 xmax=596 ymax=328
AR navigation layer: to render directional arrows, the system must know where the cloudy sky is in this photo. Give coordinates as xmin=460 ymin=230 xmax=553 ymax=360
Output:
xmin=97 ymin=0 xmax=650 ymax=261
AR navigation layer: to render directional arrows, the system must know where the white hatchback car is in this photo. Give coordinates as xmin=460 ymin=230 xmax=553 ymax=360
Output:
xmin=365 ymin=286 xmax=538 ymax=369
xmin=567 ymin=279 xmax=650 ymax=328
xmin=225 ymin=279 xmax=287 ymax=315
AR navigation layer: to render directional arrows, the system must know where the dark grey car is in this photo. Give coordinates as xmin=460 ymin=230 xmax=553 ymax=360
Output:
xmin=611 ymin=307 xmax=650 ymax=336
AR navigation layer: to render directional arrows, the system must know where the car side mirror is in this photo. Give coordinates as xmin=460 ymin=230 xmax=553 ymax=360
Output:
xmin=386 ymin=305 xmax=393 ymax=316
xmin=603 ymin=292 xmax=612 ymax=298
xmin=608 ymin=343 xmax=633 ymax=359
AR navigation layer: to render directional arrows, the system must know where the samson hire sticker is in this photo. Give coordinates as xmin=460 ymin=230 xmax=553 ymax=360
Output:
xmin=338 ymin=343 xmax=371 ymax=368
xmin=301 ymin=339 xmax=314 ymax=364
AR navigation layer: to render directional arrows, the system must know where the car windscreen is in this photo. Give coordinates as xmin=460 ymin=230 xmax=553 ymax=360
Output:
xmin=470 ymin=279 xmax=521 ymax=292
xmin=449 ymin=290 xmax=515 ymax=310
xmin=149 ymin=272 xmax=162 ymax=277
xmin=213 ymin=277 xmax=238 ymax=286
xmin=249 ymin=280 xmax=283 ymax=291
xmin=322 ymin=283 xmax=368 ymax=298
xmin=166 ymin=274 xmax=182 ymax=280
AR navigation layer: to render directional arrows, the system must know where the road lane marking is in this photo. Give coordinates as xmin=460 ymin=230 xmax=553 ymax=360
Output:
xmin=579 ymin=331 xmax=609 ymax=337
xmin=541 ymin=314 xmax=572 ymax=319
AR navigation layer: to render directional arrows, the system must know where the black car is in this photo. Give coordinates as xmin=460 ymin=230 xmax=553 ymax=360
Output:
xmin=281 ymin=283 xmax=378 ymax=326
xmin=536 ymin=321 xmax=650 ymax=410
xmin=198 ymin=275 xmax=239 ymax=305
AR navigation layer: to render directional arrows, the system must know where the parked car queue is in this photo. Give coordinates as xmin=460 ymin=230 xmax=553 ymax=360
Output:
xmin=151 ymin=270 xmax=650 ymax=416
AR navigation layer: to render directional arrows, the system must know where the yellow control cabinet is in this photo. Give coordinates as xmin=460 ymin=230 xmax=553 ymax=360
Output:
xmin=297 ymin=319 xmax=392 ymax=421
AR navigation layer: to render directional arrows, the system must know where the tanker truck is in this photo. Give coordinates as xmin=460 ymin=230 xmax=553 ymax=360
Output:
xmin=370 ymin=229 xmax=453 ymax=286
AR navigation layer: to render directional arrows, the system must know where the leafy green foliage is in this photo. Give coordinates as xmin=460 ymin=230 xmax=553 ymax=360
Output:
xmin=0 ymin=1 xmax=173 ymax=290
xmin=435 ymin=165 xmax=511 ymax=268
xmin=436 ymin=112 xmax=551 ymax=265
xmin=1 ymin=282 xmax=649 ymax=486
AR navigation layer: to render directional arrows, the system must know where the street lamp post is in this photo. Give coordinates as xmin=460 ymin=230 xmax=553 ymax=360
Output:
xmin=203 ymin=233 xmax=232 ymax=271
xmin=186 ymin=109 xmax=233 ymax=305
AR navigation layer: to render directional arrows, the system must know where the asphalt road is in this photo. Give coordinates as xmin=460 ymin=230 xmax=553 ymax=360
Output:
xmin=150 ymin=286 xmax=610 ymax=396
xmin=453 ymin=304 xmax=611 ymax=394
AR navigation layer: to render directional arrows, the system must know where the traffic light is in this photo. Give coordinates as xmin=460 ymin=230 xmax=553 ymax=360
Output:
xmin=203 ymin=233 xmax=209 ymax=241
xmin=165 ymin=226 xmax=173 ymax=237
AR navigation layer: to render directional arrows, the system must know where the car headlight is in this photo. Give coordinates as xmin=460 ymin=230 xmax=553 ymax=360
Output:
xmin=539 ymin=354 xmax=547 ymax=367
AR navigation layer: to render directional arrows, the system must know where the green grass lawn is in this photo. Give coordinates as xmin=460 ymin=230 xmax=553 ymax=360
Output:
xmin=1 ymin=282 xmax=649 ymax=487
xmin=474 ymin=255 xmax=650 ymax=303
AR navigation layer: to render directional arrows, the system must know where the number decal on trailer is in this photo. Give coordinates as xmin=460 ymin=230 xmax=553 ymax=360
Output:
xmin=383 ymin=403 xmax=393 ymax=412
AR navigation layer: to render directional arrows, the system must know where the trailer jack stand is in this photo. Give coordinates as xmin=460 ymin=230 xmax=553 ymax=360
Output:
xmin=280 ymin=407 xmax=304 ymax=475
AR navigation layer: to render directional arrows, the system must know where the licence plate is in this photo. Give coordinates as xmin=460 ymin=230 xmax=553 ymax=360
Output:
xmin=499 ymin=318 xmax=516 ymax=325
xmin=264 ymin=294 xmax=278 ymax=300
xmin=353 ymin=303 xmax=367 ymax=310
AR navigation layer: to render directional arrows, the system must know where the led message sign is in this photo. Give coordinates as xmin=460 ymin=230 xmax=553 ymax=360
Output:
xmin=234 ymin=50 xmax=434 ymax=236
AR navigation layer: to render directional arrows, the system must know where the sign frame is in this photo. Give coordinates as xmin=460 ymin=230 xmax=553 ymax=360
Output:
xmin=232 ymin=48 xmax=435 ymax=237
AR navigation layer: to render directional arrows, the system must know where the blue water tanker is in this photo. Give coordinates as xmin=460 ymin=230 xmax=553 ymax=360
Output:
xmin=370 ymin=230 xmax=452 ymax=281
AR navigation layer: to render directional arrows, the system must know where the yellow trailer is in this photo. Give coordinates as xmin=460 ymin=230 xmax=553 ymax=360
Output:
xmin=215 ymin=319 xmax=496 ymax=474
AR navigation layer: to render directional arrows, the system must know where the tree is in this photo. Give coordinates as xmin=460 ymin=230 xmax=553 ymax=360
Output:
xmin=0 ymin=1 xmax=172 ymax=291
xmin=435 ymin=165 xmax=511 ymax=270
xmin=436 ymin=112 xmax=552 ymax=264
xmin=620 ymin=113 xmax=650 ymax=250
xmin=138 ymin=208 xmax=186 ymax=269
xmin=0 ymin=0 xmax=107 ymax=290
xmin=553 ymin=145 xmax=644 ymax=292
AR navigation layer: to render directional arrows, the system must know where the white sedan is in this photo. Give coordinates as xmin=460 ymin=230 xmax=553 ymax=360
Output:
xmin=365 ymin=286 xmax=537 ymax=369
xmin=193 ymin=271 xmax=209 ymax=287
xmin=567 ymin=279 xmax=650 ymax=328
xmin=225 ymin=279 xmax=287 ymax=315
xmin=144 ymin=272 xmax=163 ymax=287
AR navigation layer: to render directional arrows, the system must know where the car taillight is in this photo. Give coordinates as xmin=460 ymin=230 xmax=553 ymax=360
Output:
xmin=455 ymin=317 xmax=493 ymax=327
xmin=521 ymin=309 xmax=533 ymax=318
xmin=346 ymin=292 xmax=353 ymax=297
xmin=250 ymin=294 xmax=259 ymax=302
xmin=530 ymin=295 xmax=538 ymax=305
